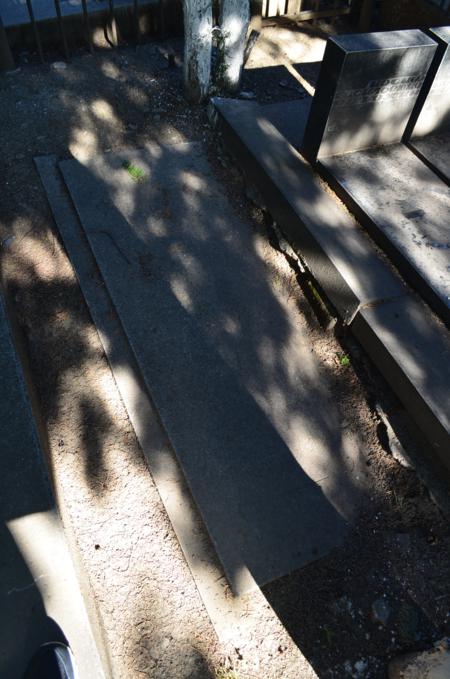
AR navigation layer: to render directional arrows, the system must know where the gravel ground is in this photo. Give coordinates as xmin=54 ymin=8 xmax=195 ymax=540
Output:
xmin=1 ymin=19 xmax=450 ymax=679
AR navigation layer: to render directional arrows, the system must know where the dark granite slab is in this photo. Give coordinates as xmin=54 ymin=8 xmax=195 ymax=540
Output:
xmin=320 ymin=144 xmax=450 ymax=325
xmin=409 ymin=131 xmax=450 ymax=185
xmin=302 ymin=30 xmax=437 ymax=161
xmin=351 ymin=295 xmax=450 ymax=472
xmin=410 ymin=26 xmax=450 ymax=139
xmin=262 ymin=97 xmax=312 ymax=151
xmin=213 ymin=97 xmax=450 ymax=473
xmin=58 ymin=142 xmax=375 ymax=594
xmin=213 ymin=98 xmax=407 ymax=325
xmin=406 ymin=27 xmax=450 ymax=185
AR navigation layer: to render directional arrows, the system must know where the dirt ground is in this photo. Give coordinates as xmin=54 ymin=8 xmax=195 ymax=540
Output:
xmin=1 ymin=17 xmax=450 ymax=679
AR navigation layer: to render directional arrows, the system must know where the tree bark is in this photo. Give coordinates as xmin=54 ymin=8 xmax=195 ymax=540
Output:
xmin=218 ymin=0 xmax=250 ymax=93
xmin=183 ymin=0 xmax=213 ymax=103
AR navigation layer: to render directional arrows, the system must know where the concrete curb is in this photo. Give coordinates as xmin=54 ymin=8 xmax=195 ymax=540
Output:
xmin=0 ymin=275 xmax=109 ymax=679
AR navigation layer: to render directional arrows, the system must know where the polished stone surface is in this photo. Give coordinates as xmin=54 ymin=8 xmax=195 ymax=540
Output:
xmin=59 ymin=142 xmax=374 ymax=594
xmin=352 ymin=295 xmax=450 ymax=472
xmin=409 ymin=131 xmax=450 ymax=185
xmin=214 ymin=97 xmax=407 ymax=325
xmin=302 ymin=30 xmax=437 ymax=161
xmin=321 ymin=144 xmax=450 ymax=325
xmin=411 ymin=26 xmax=450 ymax=139
xmin=407 ymin=27 xmax=450 ymax=185
xmin=262 ymin=96 xmax=312 ymax=151
xmin=213 ymin=97 xmax=450 ymax=477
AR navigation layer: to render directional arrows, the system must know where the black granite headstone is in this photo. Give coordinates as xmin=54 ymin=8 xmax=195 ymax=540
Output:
xmin=410 ymin=27 xmax=450 ymax=137
xmin=407 ymin=26 xmax=450 ymax=184
xmin=302 ymin=30 xmax=437 ymax=162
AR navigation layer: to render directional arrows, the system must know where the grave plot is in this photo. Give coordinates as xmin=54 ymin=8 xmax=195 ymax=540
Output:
xmin=213 ymin=96 xmax=450 ymax=479
xmin=406 ymin=26 xmax=450 ymax=186
xmin=36 ymin=143 xmax=376 ymax=596
xmin=302 ymin=30 xmax=450 ymax=327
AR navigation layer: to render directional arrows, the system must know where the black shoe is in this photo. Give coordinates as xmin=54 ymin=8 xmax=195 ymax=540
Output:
xmin=23 ymin=642 xmax=78 ymax=679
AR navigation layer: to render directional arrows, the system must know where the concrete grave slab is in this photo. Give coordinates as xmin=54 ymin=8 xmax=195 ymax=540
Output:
xmin=321 ymin=144 xmax=450 ymax=325
xmin=57 ymin=142 xmax=373 ymax=594
xmin=407 ymin=26 xmax=450 ymax=185
xmin=33 ymin=156 xmax=319 ymax=671
xmin=302 ymin=30 xmax=437 ymax=162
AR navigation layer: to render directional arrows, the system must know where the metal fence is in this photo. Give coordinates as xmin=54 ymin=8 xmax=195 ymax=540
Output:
xmin=0 ymin=0 xmax=168 ymax=68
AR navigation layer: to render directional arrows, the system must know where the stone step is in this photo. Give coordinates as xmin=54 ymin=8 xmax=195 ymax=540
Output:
xmin=212 ymin=96 xmax=450 ymax=476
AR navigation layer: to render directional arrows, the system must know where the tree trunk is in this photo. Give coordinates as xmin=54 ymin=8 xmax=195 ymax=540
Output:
xmin=183 ymin=0 xmax=213 ymax=103
xmin=219 ymin=0 xmax=250 ymax=93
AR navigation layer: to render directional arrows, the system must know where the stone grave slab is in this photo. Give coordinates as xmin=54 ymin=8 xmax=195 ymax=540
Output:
xmin=58 ymin=142 xmax=373 ymax=594
xmin=302 ymin=30 xmax=437 ymax=162
xmin=407 ymin=26 xmax=450 ymax=185
xmin=321 ymin=145 xmax=450 ymax=325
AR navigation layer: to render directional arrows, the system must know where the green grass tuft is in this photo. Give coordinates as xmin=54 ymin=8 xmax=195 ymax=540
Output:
xmin=122 ymin=160 xmax=147 ymax=182
xmin=337 ymin=352 xmax=350 ymax=367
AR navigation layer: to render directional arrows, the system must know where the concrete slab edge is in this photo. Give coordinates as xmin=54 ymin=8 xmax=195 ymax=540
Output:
xmin=0 ymin=278 xmax=107 ymax=679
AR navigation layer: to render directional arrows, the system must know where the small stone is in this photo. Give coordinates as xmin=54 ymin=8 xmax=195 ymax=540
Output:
xmin=52 ymin=61 xmax=67 ymax=70
xmin=371 ymin=597 xmax=391 ymax=626
xmin=240 ymin=91 xmax=256 ymax=100
xmin=354 ymin=659 xmax=368 ymax=676
xmin=1 ymin=235 xmax=16 ymax=249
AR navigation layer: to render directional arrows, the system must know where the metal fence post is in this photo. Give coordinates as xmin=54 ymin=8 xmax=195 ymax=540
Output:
xmin=0 ymin=18 xmax=15 ymax=72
